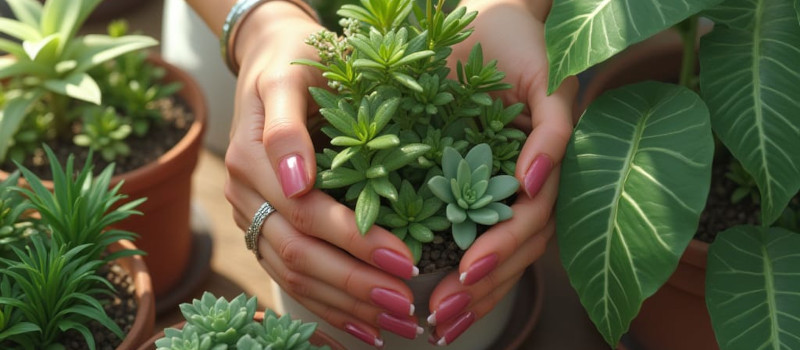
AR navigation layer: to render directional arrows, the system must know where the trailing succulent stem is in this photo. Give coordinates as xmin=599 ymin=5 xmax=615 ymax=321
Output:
xmin=297 ymin=0 xmax=524 ymax=255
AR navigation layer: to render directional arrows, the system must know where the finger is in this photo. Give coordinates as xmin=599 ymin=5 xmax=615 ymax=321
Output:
xmin=430 ymin=275 xmax=520 ymax=346
xmin=293 ymin=296 xmax=386 ymax=348
xmin=516 ymin=75 xmax=579 ymax=199
xmin=227 ymin=177 xmax=417 ymax=316
xmin=428 ymin=219 xmax=554 ymax=325
xmin=456 ymin=169 xmax=560 ymax=286
xmin=225 ymin=138 xmax=418 ymax=279
xmin=258 ymin=68 xmax=318 ymax=199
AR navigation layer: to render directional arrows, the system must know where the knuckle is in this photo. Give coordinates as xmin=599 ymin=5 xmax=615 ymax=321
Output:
xmin=287 ymin=203 xmax=315 ymax=236
xmin=283 ymin=271 xmax=310 ymax=298
xmin=262 ymin=120 xmax=302 ymax=149
xmin=278 ymin=236 xmax=307 ymax=271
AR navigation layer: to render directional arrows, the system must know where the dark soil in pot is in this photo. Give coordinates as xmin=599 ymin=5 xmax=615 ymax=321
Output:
xmin=0 ymin=97 xmax=195 ymax=179
xmin=419 ymin=233 xmax=465 ymax=274
xmin=60 ymin=261 xmax=138 ymax=350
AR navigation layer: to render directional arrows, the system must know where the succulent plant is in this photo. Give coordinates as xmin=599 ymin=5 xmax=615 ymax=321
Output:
xmin=427 ymin=144 xmax=519 ymax=249
xmin=156 ymin=293 xmax=329 ymax=350
xmin=73 ymin=106 xmax=132 ymax=161
xmin=378 ymin=179 xmax=450 ymax=262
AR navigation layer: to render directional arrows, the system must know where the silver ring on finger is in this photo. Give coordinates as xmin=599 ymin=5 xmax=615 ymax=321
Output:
xmin=246 ymin=201 xmax=276 ymax=258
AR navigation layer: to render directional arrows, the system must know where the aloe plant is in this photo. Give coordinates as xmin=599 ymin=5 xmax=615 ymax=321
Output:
xmin=547 ymin=0 xmax=800 ymax=348
xmin=297 ymin=0 xmax=525 ymax=256
xmin=156 ymin=292 xmax=330 ymax=350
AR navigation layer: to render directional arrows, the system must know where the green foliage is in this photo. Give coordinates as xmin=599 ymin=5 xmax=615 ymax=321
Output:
xmin=298 ymin=0 xmax=523 ymax=254
xmin=548 ymin=0 xmax=800 ymax=347
xmin=14 ymin=146 xmax=145 ymax=262
xmin=427 ymin=144 xmax=518 ymax=250
xmin=73 ymin=107 xmax=132 ymax=161
xmin=0 ymin=0 xmax=180 ymax=165
xmin=0 ymin=171 xmax=38 ymax=257
xmin=156 ymin=292 xmax=330 ymax=350
xmin=0 ymin=236 xmax=122 ymax=349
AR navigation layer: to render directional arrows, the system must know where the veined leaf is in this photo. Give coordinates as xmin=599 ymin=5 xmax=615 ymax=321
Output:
xmin=44 ymin=72 xmax=101 ymax=105
xmin=556 ymin=82 xmax=714 ymax=347
xmin=706 ymin=226 xmax=800 ymax=350
xmin=796 ymin=0 xmax=800 ymax=25
xmin=544 ymin=0 xmax=723 ymax=94
xmin=699 ymin=0 xmax=800 ymax=226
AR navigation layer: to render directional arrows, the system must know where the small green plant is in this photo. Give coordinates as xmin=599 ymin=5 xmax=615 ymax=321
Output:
xmin=725 ymin=159 xmax=759 ymax=205
xmin=0 ymin=236 xmax=122 ymax=349
xmin=14 ymin=146 xmax=145 ymax=262
xmin=0 ymin=171 xmax=37 ymax=257
xmin=297 ymin=0 xmax=523 ymax=260
xmin=156 ymin=292 xmax=330 ymax=350
xmin=73 ymin=106 xmax=132 ymax=161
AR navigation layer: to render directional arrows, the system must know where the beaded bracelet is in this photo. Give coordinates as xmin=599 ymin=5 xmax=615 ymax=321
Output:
xmin=220 ymin=0 xmax=320 ymax=75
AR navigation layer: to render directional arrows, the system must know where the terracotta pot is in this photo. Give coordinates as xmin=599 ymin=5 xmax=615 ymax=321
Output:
xmin=0 ymin=55 xmax=207 ymax=298
xmin=135 ymin=312 xmax=346 ymax=350
xmin=111 ymin=239 xmax=156 ymax=350
xmin=579 ymin=34 xmax=717 ymax=350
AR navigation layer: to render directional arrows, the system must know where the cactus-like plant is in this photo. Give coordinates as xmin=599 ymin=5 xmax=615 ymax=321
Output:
xmin=427 ymin=144 xmax=519 ymax=249
xmin=156 ymin=293 xmax=330 ymax=350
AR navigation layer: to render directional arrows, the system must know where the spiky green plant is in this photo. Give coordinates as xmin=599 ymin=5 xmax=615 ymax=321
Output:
xmin=0 ymin=171 xmax=38 ymax=257
xmin=427 ymin=144 xmax=519 ymax=249
xmin=156 ymin=293 xmax=330 ymax=350
xmin=14 ymin=146 xmax=145 ymax=262
xmin=0 ymin=236 xmax=122 ymax=349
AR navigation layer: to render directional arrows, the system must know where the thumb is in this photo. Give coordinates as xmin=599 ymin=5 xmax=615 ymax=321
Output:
xmin=516 ymin=75 xmax=579 ymax=199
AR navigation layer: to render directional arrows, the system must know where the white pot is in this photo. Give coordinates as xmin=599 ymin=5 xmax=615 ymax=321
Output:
xmin=272 ymin=268 xmax=520 ymax=350
xmin=161 ymin=0 xmax=236 ymax=155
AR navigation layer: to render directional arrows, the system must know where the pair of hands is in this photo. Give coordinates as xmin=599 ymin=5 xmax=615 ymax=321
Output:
xmin=224 ymin=0 xmax=577 ymax=347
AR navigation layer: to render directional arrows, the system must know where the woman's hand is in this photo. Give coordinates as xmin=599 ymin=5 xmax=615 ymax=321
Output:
xmin=427 ymin=0 xmax=578 ymax=344
xmin=222 ymin=2 xmax=422 ymax=347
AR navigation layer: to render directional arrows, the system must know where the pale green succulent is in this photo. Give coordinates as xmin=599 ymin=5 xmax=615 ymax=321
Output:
xmin=157 ymin=293 xmax=329 ymax=350
xmin=427 ymin=144 xmax=519 ymax=249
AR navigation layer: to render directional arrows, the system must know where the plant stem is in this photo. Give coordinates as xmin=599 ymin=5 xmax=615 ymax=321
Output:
xmin=677 ymin=15 xmax=699 ymax=89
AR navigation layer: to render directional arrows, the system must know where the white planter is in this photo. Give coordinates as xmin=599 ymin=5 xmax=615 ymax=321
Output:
xmin=272 ymin=268 xmax=521 ymax=350
xmin=161 ymin=0 xmax=236 ymax=155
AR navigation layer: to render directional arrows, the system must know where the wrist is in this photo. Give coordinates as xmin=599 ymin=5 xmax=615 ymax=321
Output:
xmin=226 ymin=0 xmax=320 ymax=74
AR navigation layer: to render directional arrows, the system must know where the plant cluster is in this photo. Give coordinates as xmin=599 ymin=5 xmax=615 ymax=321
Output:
xmin=546 ymin=0 xmax=800 ymax=348
xmin=0 ymin=148 xmax=144 ymax=349
xmin=156 ymin=292 xmax=330 ymax=350
xmin=297 ymin=0 xmax=523 ymax=262
xmin=0 ymin=0 xmax=180 ymax=163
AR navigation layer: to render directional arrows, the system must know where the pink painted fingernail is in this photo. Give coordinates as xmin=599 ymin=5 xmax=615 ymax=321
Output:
xmin=435 ymin=312 xmax=476 ymax=346
xmin=279 ymin=154 xmax=308 ymax=198
xmin=427 ymin=292 xmax=471 ymax=326
xmin=377 ymin=313 xmax=424 ymax=339
xmin=371 ymin=288 xmax=414 ymax=317
xmin=373 ymin=248 xmax=419 ymax=279
xmin=459 ymin=254 xmax=498 ymax=286
xmin=345 ymin=323 xmax=384 ymax=348
xmin=523 ymin=154 xmax=552 ymax=198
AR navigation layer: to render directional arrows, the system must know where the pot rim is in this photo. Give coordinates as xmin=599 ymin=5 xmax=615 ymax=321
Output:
xmin=112 ymin=239 xmax=155 ymax=350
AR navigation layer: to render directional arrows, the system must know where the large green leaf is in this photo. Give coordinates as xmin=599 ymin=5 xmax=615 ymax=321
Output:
xmin=699 ymin=0 xmax=800 ymax=226
xmin=6 ymin=0 xmax=42 ymax=28
xmin=556 ymin=81 xmax=714 ymax=347
xmin=70 ymin=35 xmax=158 ymax=73
xmin=544 ymin=0 xmax=723 ymax=94
xmin=706 ymin=226 xmax=800 ymax=350
xmin=43 ymin=72 xmax=101 ymax=105
xmin=796 ymin=0 xmax=800 ymax=24
xmin=0 ymin=18 xmax=41 ymax=42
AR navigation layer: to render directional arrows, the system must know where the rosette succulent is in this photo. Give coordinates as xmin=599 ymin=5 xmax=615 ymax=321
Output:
xmin=427 ymin=144 xmax=519 ymax=249
xmin=156 ymin=293 xmax=330 ymax=350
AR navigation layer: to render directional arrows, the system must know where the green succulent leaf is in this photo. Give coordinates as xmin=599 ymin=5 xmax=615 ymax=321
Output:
xmin=317 ymin=167 xmax=365 ymax=189
xmin=442 ymin=146 xmax=462 ymax=179
xmin=356 ymin=185 xmax=380 ymax=235
xmin=452 ymin=220 xmax=477 ymax=250
xmin=486 ymin=202 xmax=512 ymax=221
xmin=6 ymin=0 xmax=42 ymax=28
xmin=428 ymin=176 xmax=455 ymax=204
xmin=467 ymin=207 xmax=499 ymax=226
xmin=485 ymin=175 xmax=519 ymax=201
xmin=446 ymin=203 xmax=466 ymax=224
xmin=421 ymin=216 xmax=450 ymax=231
xmin=464 ymin=143 xmax=492 ymax=172
xmin=404 ymin=236 xmax=422 ymax=264
xmin=699 ymin=0 xmax=800 ymax=226
xmin=22 ymin=33 xmax=59 ymax=61
xmin=72 ymin=34 xmax=159 ymax=73
xmin=0 ymin=91 xmax=43 ymax=162
xmin=366 ymin=134 xmax=400 ymax=150
xmin=544 ymin=0 xmax=723 ymax=94
xmin=309 ymin=87 xmax=340 ymax=109
xmin=43 ymin=72 xmax=101 ymax=105
xmin=556 ymin=82 xmax=714 ymax=347
xmin=706 ymin=226 xmax=800 ymax=350
xmin=370 ymin=176 xmax=398 ymax=201
xmin=0 ymin=18 xmax=40 ymax=42
xmin=408 ymin=223 xmax=434 ymax=243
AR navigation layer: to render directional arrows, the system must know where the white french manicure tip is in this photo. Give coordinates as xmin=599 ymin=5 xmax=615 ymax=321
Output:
xmin=459 ymin=272 xmax=467 ymax=284
xmin=412 ymin=266 xmax=420 ymax=276
xmin=409 ymin=304 xmax=415 ymax=316
xmin=416 ymin=326 xmax=424 ymax=335
xmin=427 ymin=312 xmax=437 ymax=326
xmin=437 ymin=337 xmax=448 ymax=346
xmin=374 ymin=338 xmax=384 ymax=347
